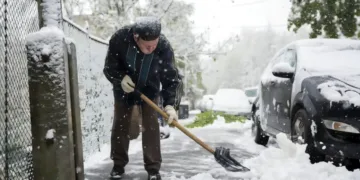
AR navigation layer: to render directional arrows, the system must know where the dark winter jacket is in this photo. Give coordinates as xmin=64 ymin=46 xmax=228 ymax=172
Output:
xmin=103 ymin=25 xmax=184 ymax=110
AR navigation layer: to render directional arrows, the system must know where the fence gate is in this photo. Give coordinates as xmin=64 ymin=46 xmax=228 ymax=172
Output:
xmin=0 ymin=0 xmax=40 ymax=179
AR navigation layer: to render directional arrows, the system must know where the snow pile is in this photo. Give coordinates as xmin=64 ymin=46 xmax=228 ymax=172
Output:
xmin=26 ymin=26 xmax=65 ymax=68
xmin=175 ymin=132 xmax=360 ymax=180
xmin=240 ymin=133 xmax=360 ymax=180
xmin=318 ymin=81 xmax=360 ymax=107
xmin=169 ymin=117 xmax=360 ymax=180
xmin=26 ymin=26 xmax=66 ymax=87
xmin=271 ymin=62 xmax=295 ymax=74
xmin=45 ymin=129 xmax=56 ymax=140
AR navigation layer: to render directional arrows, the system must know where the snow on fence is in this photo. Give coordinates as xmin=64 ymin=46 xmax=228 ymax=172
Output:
xmin=0 ymin=0 xmax=39 ymax=179
xmin=0 ymin=0 xmax=114 ymax=178
xmin=62 ymin=18 xmax=114 ymax=161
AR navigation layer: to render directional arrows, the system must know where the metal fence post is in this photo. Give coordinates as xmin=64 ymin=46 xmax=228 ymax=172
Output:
xmin=67 ymin=42 xmax=85 ymax=180
xmin=26 ymin=37 xmax=77 ymax=179
xmin=36 ymin=0 xmax=44 ymax=28
xmin=37 ymin=0 xmax=63 ymax=28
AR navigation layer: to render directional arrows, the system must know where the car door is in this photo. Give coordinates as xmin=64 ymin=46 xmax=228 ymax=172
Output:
xmin=260 ymin=51 xmax=285 ymax=129
xmin=270 ymin=49 xmax=296 ymax=134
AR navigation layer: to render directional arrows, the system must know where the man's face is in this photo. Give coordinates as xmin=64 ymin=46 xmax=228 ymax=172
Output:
xmin=134 ymin=34 xmax=159 ymax=54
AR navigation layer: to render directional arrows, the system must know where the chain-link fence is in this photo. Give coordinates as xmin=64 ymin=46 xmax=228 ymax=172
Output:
xmin=62 ymin=18 xmax=114 ymax=161
xmin=0 ymin=0 xmax=114 ymax=178
xmin=0 ymin=0 xmax=40 ymax=179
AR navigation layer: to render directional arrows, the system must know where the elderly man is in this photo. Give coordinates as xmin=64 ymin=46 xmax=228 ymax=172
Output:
xmin=103 ymin=16 xmax=183 ymax=180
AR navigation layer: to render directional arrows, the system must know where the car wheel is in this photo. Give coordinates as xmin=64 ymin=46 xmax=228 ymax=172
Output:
xmin=251 ymin=110 xmax=269 ymax=146
xmin=292 ymin=109 xmax=325 ymax=163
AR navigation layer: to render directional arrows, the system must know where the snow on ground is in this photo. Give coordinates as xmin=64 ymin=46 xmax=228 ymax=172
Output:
xmin=84 ymin=116 xmax=360 ymax=180
xmin=189 ymin=110 xmax=202 ymax=115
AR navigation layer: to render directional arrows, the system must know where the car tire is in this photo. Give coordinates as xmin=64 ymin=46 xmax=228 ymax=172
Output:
xmin=252 ymin=110 xmax=269 ymax=146
xmin=292 ymin=109 xmax=325 ymax=164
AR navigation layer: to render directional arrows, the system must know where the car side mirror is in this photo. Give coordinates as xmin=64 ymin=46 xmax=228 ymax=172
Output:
xmin=272 ymin=62 xmax=295 ymax=78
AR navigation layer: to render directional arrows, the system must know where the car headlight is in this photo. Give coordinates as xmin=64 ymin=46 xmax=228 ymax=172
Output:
xmin=323 ymin=119 xmax=360 ymax=134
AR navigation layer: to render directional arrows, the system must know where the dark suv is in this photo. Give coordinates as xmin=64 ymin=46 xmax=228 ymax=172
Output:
xmin=251 ymin=39 xmax=360 ymax=166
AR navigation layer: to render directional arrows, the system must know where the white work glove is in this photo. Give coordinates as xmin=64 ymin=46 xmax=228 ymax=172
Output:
xmin=121 ymin=75 xmax=135 ymax=93
xmin=164 ymin=105 xmax=178 ymax=126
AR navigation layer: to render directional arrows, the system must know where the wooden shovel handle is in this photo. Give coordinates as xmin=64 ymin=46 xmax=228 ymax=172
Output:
xmin=137 ymin=91 xmax=215 ymax=154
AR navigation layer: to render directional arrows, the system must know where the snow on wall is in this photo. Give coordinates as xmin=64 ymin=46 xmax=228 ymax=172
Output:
xmin=62 ymin=18 xmax=113 ymax=161
xmin=41 ymin=0 xmax=61 ymax=26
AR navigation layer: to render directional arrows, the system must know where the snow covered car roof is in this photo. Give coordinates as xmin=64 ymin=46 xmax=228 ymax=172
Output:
xmin=298 ymin=39 xmax=360 ymax=72
xmin=278 ymin=39 xmax=360 ymax=77
xmin=286 ymin=38 xmax=360 ymax=50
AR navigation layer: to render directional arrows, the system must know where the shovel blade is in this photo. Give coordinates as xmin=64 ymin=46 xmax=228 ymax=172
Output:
xmin=214 ymin=147 xmax=250 ymax=172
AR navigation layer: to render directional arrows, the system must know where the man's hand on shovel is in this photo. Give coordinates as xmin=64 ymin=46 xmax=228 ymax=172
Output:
xmin=164 ymin=105 xmax=177 ymax=128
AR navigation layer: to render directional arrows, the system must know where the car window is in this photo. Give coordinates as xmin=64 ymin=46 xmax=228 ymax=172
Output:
xmin=272 ymin=52 xmax=285 ymax=65
xmin=281 ymin=49 xmax=296 ymax=68
xmin=261 ymin=49 xmax=291 ymax=83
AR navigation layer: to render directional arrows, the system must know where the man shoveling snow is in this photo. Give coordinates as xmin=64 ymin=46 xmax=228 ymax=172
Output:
xmin=103 ymin=16 xmax=183 ymax=180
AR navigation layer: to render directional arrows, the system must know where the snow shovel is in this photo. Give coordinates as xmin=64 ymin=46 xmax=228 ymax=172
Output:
xmin=133 ymin=89 xmax=250 ymax=172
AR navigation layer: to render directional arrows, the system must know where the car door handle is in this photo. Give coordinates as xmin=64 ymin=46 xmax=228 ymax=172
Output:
xmin=270 ymin=81 xmax=276 ymax=86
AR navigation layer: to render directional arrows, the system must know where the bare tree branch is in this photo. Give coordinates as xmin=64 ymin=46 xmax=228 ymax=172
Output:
xmin=126 ymin=0 xmax=140 ymax=13
xmin=107 ymin=0 xmax=112 ymax=10
xmin=145 ymin=0 xmax=153 ymax=15
xmin=63 ymin=0 xmax=84 ymax=18
xmin=160 ymin=0 xmax=174 ymax=19
xmin=62 ymin=0 xmax=73 ymax=18
xmin=115 ymin=1 xmax=122 ymax=16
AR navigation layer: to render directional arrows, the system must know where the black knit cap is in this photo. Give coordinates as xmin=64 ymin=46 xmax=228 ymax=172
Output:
xmin=133 ymin=16 xmax=161 ymax=41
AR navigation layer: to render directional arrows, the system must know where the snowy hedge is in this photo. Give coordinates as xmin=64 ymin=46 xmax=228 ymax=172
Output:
xmin=186 ymin=111 xmax=247 ymax=128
